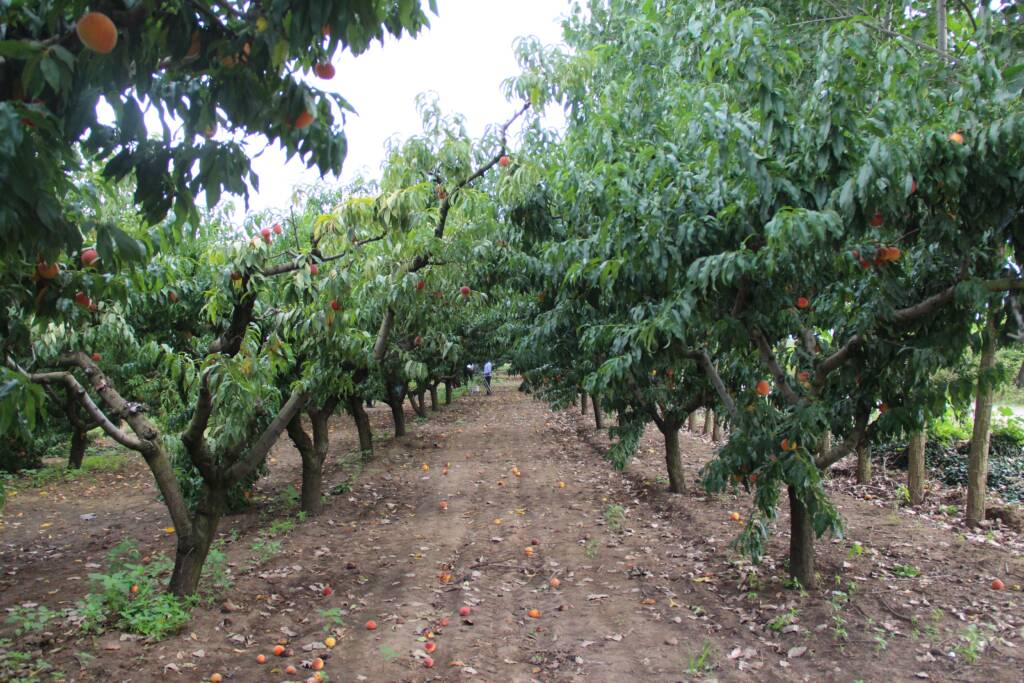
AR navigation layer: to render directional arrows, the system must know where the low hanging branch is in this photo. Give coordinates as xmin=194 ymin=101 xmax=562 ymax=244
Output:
xmin=814 ymin=277 xmax=1024 ymax=387
xmin=13 ymin=353 xmax=194 ymax=537
xmin=815 ymin=410 xmax=871 ymax=469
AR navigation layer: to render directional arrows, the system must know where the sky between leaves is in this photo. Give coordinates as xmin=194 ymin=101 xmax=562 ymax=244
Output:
xmin=239 ymin=0 xmax=572 ymax=220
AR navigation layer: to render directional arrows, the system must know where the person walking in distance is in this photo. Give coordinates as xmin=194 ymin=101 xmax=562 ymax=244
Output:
xmin=483 ymin=360 xmax=493 ymax=395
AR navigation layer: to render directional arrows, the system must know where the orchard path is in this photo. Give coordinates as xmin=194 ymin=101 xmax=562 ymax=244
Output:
xmin=2 ymin=380 xmax=1024 ymax=682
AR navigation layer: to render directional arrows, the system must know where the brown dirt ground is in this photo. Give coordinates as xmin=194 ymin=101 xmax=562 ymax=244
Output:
xmin=1 ymin=380 xmax=1023 ymax=682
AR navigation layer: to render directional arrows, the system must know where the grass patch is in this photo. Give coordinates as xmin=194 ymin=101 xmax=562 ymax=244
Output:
xmin=13 ymin=451 xmax=126 ymax=489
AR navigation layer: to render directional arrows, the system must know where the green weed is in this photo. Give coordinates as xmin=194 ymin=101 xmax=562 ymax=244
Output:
xmin=603 ymin=504 xmax=626 ymax=532
xmin=76 ymin=540 xmax=194 ymax=640
xmin=4 ymin=604 xmax=59 ymax=636
xmin=319 ymin=607 xmax=346 ymax=634
xmin=892 ymin=563 xmax=921 ymax=578
xmin=687 ymin=641 xmax=715 ymax=675
xmin=768 ymin=608 xmax=798 ymax=632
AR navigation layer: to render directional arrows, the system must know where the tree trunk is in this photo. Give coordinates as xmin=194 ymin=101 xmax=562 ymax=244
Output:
xmin=702 ymin=409 xmax=712 ymax=435
xmin=300 ymin=454 xmax=323 ymax=515
xmin=409 ymin=390 xmax=427 ymax=418
xmin=429 ymin=384 xmax=439 ymax=411
xmin=687 ymin=410 xmax=698 ymax=432
xmin=661 ymin=423 xmax=685 ymax=494
xmin=967 ymin=314 xmax=998 ymax=527
xmin=936 ymin=0 xmax=948 ymax=56
xmin=908 ymin=429 xmax=926 ymax=506
xmin=788 ymin=485 xmax=816 ymax=589
xmin=68 ymin=427 xmax=88 ymax=469
xmin=286 ymin=410 xmax=331 ymax=516
xmin=348 ymin=395 xmax=374 ymax=460
xmin=712 ymin=412 xmax=722 ymax=442
xmin=592 ymin=395 xmax=603 ymax=429
xmin=389 ymin=398 xmax=406 ymax=437
xmin=856 ymin=444 xmax=871 ymax=484
xmin=168 ymin=488 xmax=223 ymax=597
xmin=581 ymin=391 xmax=588 ymax=415
xmin=444 ymin=380 xmax=453 ymax=405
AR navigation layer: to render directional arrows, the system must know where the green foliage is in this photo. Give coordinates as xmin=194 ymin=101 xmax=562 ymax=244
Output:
xmin=319 ymin=607 xmax=346 ymax=633
xmin=892 ymin=564 xmax=921 ymax=578
xmin=992 ymin=419 xmax=1024 ymax=447
xmin=687 ymin=641 xmax=715 ymax=675
xmin=3 ymin=604 xmax=60 ymax=636
xmin=929 ymin=414 xmax=972 ymax=445
xmin=956 ymin=624 xmax=988 ymax=664
xmin=602 ymin=504 xmax=626 ymax=533
xmin=0 ymin=639 xmax=61 ymax=683
xmin=16 ymin=452 xmax=125 ymax=488
xmin=0 ymin=0 xmax=437 ymax=277
xmin=505 ymin=0 xmax=1024 ymax=577
xmin=925 ymin=434 xmax=1024 ymax=502
xmin=77 ymin=540 xmax=194 ymax=640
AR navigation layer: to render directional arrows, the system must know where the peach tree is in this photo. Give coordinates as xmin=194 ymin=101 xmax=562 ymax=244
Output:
xmin=1 ymin=1 xmax=438 ymax=593
xmin=507 ymin=0 xmax=1024 ymax=587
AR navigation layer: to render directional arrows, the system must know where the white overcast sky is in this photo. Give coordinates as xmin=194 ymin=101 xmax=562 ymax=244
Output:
xmin=237 ymin=0 xmax=573 ymax=217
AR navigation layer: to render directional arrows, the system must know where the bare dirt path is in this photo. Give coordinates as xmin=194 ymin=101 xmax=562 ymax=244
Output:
xmin=2 ymin=382 xmax=1023 ymax=682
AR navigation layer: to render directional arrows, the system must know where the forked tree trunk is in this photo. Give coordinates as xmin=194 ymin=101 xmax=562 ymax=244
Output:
xmin=967 ymin=314 xmax=998 ymax=527
xmin=788 ymin=485 xmax=816 ymax=589
xmin=661 ymin=423 xmax=685 ymax=493
xmin=347 ymin=395 xmax=374 ymax=460
xmin=68 ymin=427 xmax=88 ymax=469
xmin=581 ymin=391 xmax=588 ymax=415
xmin=856 ymin=444 xmax=871 ymax=484
xmin=907 ymin=429 xmax=926 ymax=505
xmin=409 ymin=390 xmax=427 ymax=418
xmin=430 ymin=384 xmax=439 ymax=411
xmin=169 ymin=487 xmax=223 ymax=597
xmin=702 ymin=409 xmax=712 ymax=435
xmin=592 ymin=395 xmax=603 ymax=429
xmin=286 ymin=407 xmax=333 ymax=516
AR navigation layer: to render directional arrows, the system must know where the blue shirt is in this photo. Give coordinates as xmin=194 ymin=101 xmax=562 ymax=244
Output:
xmin=483 ymin=362 xmax=493 ymax=375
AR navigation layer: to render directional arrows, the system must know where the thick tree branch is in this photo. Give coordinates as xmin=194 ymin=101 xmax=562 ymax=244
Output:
xmin=814 ymin=278 xmax=1024 ymax=387
xmin=372 ymin=307 xmax=395 ymax=361
xmin=813 ymin=334 xmax=861 ymax=389
xmin=815 ymin=410 xmax=871 ymax=469
xmin=207 ymin=294 xmax=257 ymax=356
xmin=800 ymin=328 xmax=818 ymax=355
xmin=688 ymin=349 xmax=739 ymax=421
xmin=224 ymin=389 xmax=308 ymax=484
xmin=751 ymin=329 xmax=801 ymax=405
xmin=261 ymin=234 xmax=386 ymax=276
xmin=649 ymin=405 xmax=666 ymax=431
xmin=24 ymin=369 xmax=146 ymax=452
xmin=31 ymin=353 xmax=194 ymax=537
